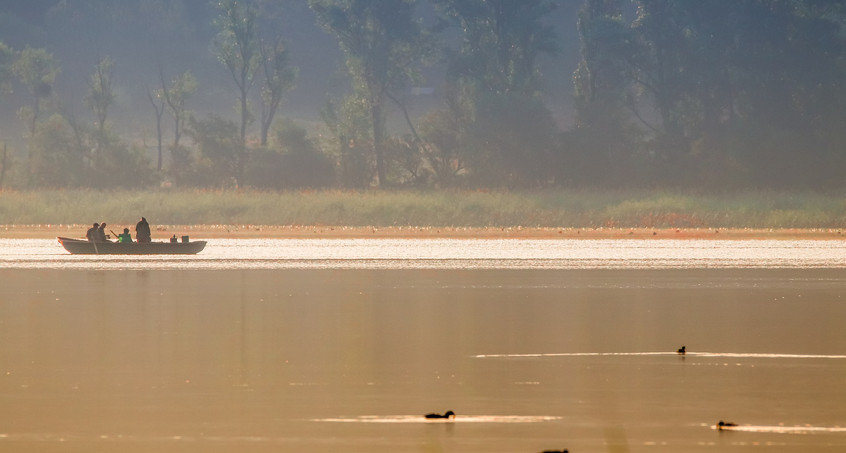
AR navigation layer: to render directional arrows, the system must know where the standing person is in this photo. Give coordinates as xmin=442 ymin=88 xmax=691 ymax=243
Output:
xmin=97 ymin=222 xmax=110 ymax=242
xmin=136 ymin=217 xmax=151 ymax=243
xmin=118 ymin=228 xmax=133 ymax=243
xmin=86 ymin=223 xmax=100 ymax=242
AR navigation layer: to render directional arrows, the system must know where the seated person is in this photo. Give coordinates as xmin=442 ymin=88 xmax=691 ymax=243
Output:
xmin=86 ymin=223 xmax=100 ymax=242
xmin=118 ymin=228 xmax=133 ymax=243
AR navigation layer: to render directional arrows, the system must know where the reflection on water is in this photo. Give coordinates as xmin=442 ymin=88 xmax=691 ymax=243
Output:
xmin=475 ymin=352 xmax=846 ymax=359
xmin=714 ymin=425 xmax=846 ymax=434
xmin=3 ymin=238 xmax=846 ymax=269
xmin=313 ymin=415 xmax=562 ymax=423
xmin=2 ymin=241 xmax=846 ymax=452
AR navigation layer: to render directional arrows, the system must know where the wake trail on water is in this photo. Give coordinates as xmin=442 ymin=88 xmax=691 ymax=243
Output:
xmin=311 ymin=415 xmax=561 ymax=424
xmin=713 ymin=424 xmax=846 ymax=434
xmin=473 ymin=352 xmax=846 ymax=359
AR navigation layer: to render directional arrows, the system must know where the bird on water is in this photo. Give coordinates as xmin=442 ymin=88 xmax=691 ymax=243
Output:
xmin=541 ymin=449 xmax=568 ymax=453
xmin=677 ymin=346 xmax=686 ymax=354
xmin=717 ymin=421 xmax=737 ymax=430
xmin=424 ymin=410 xmax=455 ymax=419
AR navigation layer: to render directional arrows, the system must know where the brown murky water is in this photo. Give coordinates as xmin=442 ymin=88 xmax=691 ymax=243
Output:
xmin=1 ymin=240 xmax=846 ymax=452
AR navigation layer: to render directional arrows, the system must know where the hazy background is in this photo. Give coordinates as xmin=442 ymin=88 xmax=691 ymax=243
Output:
xmin=0 ymin=0 xmax=844 ymax=191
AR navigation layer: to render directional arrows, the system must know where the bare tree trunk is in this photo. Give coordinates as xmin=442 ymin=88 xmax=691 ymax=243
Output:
xmin=372 ymin=101 xmax=385 ymax=187
xmin=147 ymin=90 xmax=165 ymax=172
xmin=0 ymin=144 xmax=8 ymax=188
xmin=240 ymin=87 xmax=248 ymax=144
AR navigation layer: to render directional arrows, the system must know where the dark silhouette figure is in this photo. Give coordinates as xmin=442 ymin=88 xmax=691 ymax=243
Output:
xmin=97 ymin=222 xmax=109 ymax=242
xmin=717 ymin=421 xmax=737 ymax=430
xmin=136 ymin=217 xmax=151 ymax=243
xmin=542 ymin=450 xmax=568 ymax=453
xmin=86 ymin=223 xmax=99 ymax=242
xmin=677 ymin=346 xmax=686 ymax=354
xmin=424 ymin=410 xmax=455 ymax=419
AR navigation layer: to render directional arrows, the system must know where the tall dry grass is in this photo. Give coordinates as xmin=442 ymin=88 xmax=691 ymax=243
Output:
xmin=2 ymin=188 xmax=846 ymax=228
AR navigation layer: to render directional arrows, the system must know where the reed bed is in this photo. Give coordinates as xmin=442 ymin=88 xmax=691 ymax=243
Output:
xmin=2 ymin=188 xmax=846 ymax=229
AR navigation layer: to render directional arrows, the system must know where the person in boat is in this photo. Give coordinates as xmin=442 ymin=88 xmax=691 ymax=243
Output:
xmin=118 ymin=228 xmax=133 ymax=243
xmin=97 ymin=222 xmax=110 ymax=242
xmin=86 ymin=223 xmax=100 ymax=242
xmin=136 ymin=217 xmax=151 ymax=243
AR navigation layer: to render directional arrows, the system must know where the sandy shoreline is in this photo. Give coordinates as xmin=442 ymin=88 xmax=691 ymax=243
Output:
xmin=2 ymin=223 xmax=846 ymax=240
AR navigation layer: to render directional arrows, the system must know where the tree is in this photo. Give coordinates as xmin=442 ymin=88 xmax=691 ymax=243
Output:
xmin=158 ymin=69 xmax=196 ymax=153
xmin=146 ymin=86 xmax=166 ymax=172
xmin=27 ymin=114 xmax=86 ymax=188
xmin=85 ymin=56 xmax=115 ymax=135
xmin=432 ymin=0 xmax=558 ymax=187
xmin=570 ymin=0 xmax=846 ymax=187
xmin=84 ymin=56 xmax=116 ymax=171
xmin=258 ymin=37 xmax=297 ymax=146
xmin=186 ymin=113 xmax=245 ymax=187
xmin=310 ymin=0 xmax=429 ymax=187
xmin=433 ymin=0 xmax=558 ymax=97
xmin=246 ymin=118 xmax=335 ymax=189
xmin=13 ymin=47 xmax=60 ymax=136
xmin=0 ymin=41 xmax=14 ymax=96
xmin=213 ymin=0 xmax=260 ymax=145
xmin=569 ymin=0 xmax=640 ymax=185
xmin=0 ymin=41 xmax=15 ymax=188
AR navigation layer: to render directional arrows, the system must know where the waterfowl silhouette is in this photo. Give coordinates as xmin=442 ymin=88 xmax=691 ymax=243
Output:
xmin=717 ymin=420 xmax=737 ymax=430
xmin=677 ymin=346 xmax=686 ymax=354
xmin=541 ymin=450 xmax=568 ymax=453
xmin=424 ymin=410 xmax=455 ymax=419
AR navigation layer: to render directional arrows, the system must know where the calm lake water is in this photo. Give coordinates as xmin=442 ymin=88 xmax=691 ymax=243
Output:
xmin=1 ymin=239 xmax=846 ymax=452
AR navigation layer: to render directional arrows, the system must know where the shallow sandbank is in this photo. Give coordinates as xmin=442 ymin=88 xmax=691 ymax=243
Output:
xmin=3 ymin=224 xmax=846 ymax=240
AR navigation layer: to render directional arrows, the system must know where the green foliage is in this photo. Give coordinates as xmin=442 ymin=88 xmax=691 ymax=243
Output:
xmin=27 ymin=114 xmax=85 ymax=188
xmin=434 ymin=0 xmax=558 ymax=97
xmin=430 ymin=0 xmax=558 ymax=187
xmin=26 ymin=114 xmax=155 ymax=189
xmin=0 ymin=41 xmax=14 ymax=95
xmin=567 ymin=0 xmax=846 ymax=188
xmin=84 ymin=56 xmax=115 ymax=133
xmin=462 ymin=93 xmax=558 ymax=188
xmin=319 ymin=95 xmax=375 ymax=188
xmin=245 ymin=119 xmax=335 ymax=190
xmin=187 ymin=114 xmax=244 ymax=187
xmin=13 ymin=46 xmax=60 ymax=134
xmin=310 ymin=0 xmax=429 ymax=186
xmin=13 ymin=47 xmax=59 ymax=99
xmin=258 ymin=37 xmax=298 ymax=146
xmin=213 ymin=0 xmax=260 ymax=143
xmin=418 ymin=107 xmax=465 ymax=187
xmin=160 ymin=70 xmax=197 ymax=150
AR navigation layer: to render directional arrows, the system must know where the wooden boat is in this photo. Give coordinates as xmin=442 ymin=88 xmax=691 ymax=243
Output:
xmin=58 ymin=237 xmax=206 ymax=255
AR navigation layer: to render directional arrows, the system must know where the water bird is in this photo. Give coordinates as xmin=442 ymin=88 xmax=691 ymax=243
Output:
xmin=677 ymin=346 xmax=686 ymax=354
xmin=424 ymin=410 xmax=455 ymax=419
xmin=717 ymin=420 xmax=737 ymax=430
xmin=541 ymin=450 xmax=568 ymax=453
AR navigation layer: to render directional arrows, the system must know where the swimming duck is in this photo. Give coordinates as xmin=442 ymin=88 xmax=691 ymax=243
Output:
xmin=424 ymin=410 xmax=455 ymax=419
xmin=717 ymin=420 xmax=737 ymax=430
xmin=541 ymin=450 xmax=568 ymax=453
xmin=677 ymin=346 xmax=686 ymax=354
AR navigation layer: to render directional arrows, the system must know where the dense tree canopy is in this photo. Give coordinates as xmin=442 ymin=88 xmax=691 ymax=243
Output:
xmin=0 ymin=0 xmax=845 ymax=190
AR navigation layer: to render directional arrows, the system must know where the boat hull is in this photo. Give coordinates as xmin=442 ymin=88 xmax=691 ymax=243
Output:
xmin=58 ymin=237 xmax=206 ymax=255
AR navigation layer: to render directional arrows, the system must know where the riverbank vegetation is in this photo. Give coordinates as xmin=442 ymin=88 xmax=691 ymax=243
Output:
xmin=1 ymin=2 xmax=846 ymax=192
xmin=2 ymin=189 xmax=846 ymax=229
